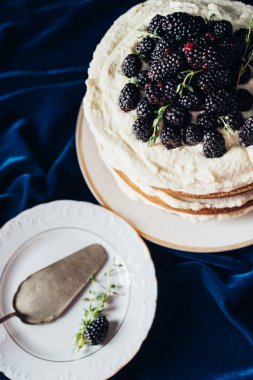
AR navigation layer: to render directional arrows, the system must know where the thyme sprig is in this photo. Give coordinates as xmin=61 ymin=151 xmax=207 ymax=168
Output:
xmin=148 ymin=105 xmax=169 ymax=147
xmin=176 ymin=70 xmax=202 ymax=97
xmin=129 ymin=76 xmax=140 ymax=86
xmin=245 ymin=18 xmax=253 ymax=53
xmin=218 ymin=116 xmax=236 ymax=135
xmin=205 ymin=13 xmax=216 ymax=24
xmin=237 ymin=50 xmax=253 ymax=85
xmin=137 ymin=27 xmax=161 ymax=40
xmin=237 ymin=18 xmax=253 ymax=85
xmin=74 ymin=260 xmax=123 ymax=351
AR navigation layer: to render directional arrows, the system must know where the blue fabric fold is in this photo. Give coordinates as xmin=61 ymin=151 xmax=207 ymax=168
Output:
xmin=0 ymin=1 xmax=253 ymax=379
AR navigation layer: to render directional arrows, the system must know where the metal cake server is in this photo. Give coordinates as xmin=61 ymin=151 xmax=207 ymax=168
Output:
xmin=0 ymin=244 xmax=108 ymax=324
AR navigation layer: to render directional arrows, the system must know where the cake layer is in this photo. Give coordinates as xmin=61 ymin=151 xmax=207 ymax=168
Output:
xmin=84 ymin=0 xmax=253 ymax=196
xmin=112 ymin=169 xmax=253 ymax=222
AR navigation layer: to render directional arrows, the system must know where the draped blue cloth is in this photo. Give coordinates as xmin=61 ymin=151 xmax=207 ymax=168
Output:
xmin=1 ymin=1 xmax=253 ymax=379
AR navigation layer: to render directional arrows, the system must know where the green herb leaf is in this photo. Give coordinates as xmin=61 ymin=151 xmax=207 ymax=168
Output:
xmin=148 ymin=104 xmax=169 ymax=146
xmin=176 ymin=84 xmax=182 ymax=93
xmin=74 ymin=261 xmax=124 ymax=351
xmin=186 ymin=85 xmax=194 ymax=93
xmin=176 ymin=70 xmax=202 ymax=96
xmin=218 ymin=116 xmax=236 ymax=135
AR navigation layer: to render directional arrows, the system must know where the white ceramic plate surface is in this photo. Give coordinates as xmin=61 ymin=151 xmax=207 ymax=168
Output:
xmin=0 ymin=200 xmax=157 ymax=380
xmin=76 ymin=106 xmax=253 ymax=253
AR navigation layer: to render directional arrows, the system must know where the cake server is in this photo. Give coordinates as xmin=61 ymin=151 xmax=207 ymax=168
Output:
xmin=0 ymin=244 xmax=108 ymax=324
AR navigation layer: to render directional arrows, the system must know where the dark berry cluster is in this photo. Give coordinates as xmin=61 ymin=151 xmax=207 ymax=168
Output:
xmin=119 ymin=12 xmax=253 ymax=158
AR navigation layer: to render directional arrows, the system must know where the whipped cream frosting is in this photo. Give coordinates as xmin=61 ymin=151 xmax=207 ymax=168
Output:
xmin=83 ymin=0 xmax=253 ymax=220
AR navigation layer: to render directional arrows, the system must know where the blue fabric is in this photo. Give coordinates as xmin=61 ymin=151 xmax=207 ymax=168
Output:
xmin=1 ymin=1 xmax=253 ymax=379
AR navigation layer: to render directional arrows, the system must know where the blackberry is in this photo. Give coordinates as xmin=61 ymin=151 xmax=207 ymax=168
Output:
xmin=151 ymin=38 xmax=175 ymax=61
xmin=164 ymin=79 xmax=179 ymax=103
xmin=133 ymin=117 xmax=153 ymax=142
xmin=148 ymin=14 xmax=165 ymax=36
xmin=210 ymin=20 xmax=233 ymax=41
xmin=145 ymin=81 xmax=166 ymax=105
xmin=239 ymin=117 xmax=253 ymax=147
xmin=85 ymin=316 xmax=109 ymax=345
xmin=203 ymin=130 xmax=226 ymax=158
xmin=119 ymin=83 xmax=140 ymax=112
xmin=160 ymin=125 xmax=182 ymax=149
xmin=229 ymin=60 xmax=251 ymax=85
xmin=136 ymin=37 xmax=156 ymax=61
xmin=163 ymin=106 xmax=191 ymax=128
xmin=184 ymin=123 xmax=204 ymax=145
xmin=162 ymin=13 xmax=206 ymax=40
xmin=233 ymin=28 xmax=252 ymax=52
xmin=218 ymin=38 xmax=245 ymax=64
xmin=197 ymin=67 xmax=233 ymax=93
xmin=122 ymin=54 xmax=141 ymax=78
xmin=233 ymin=28 xmax=248 ymax=44
xmin=237 ymin=89 xmax=253 ymax=112
xmin=197 ymin=112 xmax=220 ymax=133
xmin=239 ymin=65 xmax=251 ymax=85
xmin=183 ymin=41 xmax=219 ymax=69
xmin=136 ymin=70 xmax=149 ymax=89
xmin=220 ymin=111 xmax=244 ymax=131
xmin=137 ymin=98 xmax=156 ymax=118
xmin=204 ymin=90 xmax=238 ymax=115
xmin=190 ymin=33 xmax=216 ymax=48
xmin=148 ymin=52 xmax=185 ymax=81
xmin=178 ymin=93 xmax=203 ymax=111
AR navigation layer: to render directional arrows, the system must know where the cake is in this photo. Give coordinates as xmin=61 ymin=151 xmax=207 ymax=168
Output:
xmin=83 ymin=0 xmax=253 ymax=221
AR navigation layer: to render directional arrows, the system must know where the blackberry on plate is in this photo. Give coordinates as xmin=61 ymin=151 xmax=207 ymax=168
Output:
xmin=183 ymin=41 xmax=219 ymax=69
xmin=204 ymin=89 xmax=238 ymax=115
xmin=197 ymin=67 xmax=233 ymax=93
xmin=160 ymin=125 xmax=182 ymax=149
xmin=162 ymin=12 xmax=206 ymax=40
xmin=119 ymin=83 xmax=140 ymax=112
xmin=219 ymin=111 xmax=244 ymax=131
xmin=135 ymin=70 xmax=149 ymax=89
xmin=197 ymin=112 xmax=220 ymax=133
xmin=151 ymin=38 xmax=175 ymax=61
xmin=148 ymin=52 xmax=185 ymax=80
xmin=237 ymin=89 xmax=253 ymax=112
xmin=178 ymin=93 xmax=203 ymax=111
xmin=163 ymin=105 xmax=191 ymax=128
xmin=122 ymin=54 xmax=142 ymax=78
xmin=136 ymin=37 xmax=156 ymax=61
xmin=133 ymin=116 xmax=154 ymax=142
xmin=203 ymin=130 xmax=226 ymax=158
xmin=137 ymin=97 xmax=156 ymax=118
xmin=85 ymin=316 xmax=109 ymax=345
xmin=145 ymin=81 xmax=166 ymax=104
xmin=184 ymin=123 xmax=204 ymax=145
xmin=239 ymin=116 xmax=253 ymax=147
xmin=148 ymin=14 xmax=165 ymax=36
xmin=210 ymin=20 xmax=233 ymax=41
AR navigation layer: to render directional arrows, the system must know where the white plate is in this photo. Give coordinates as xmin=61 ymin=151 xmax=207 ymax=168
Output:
xmin=76 ymin=106 xmax=253 ymax=253
xmin=0 ymin=200 xmax=157 ymax=380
